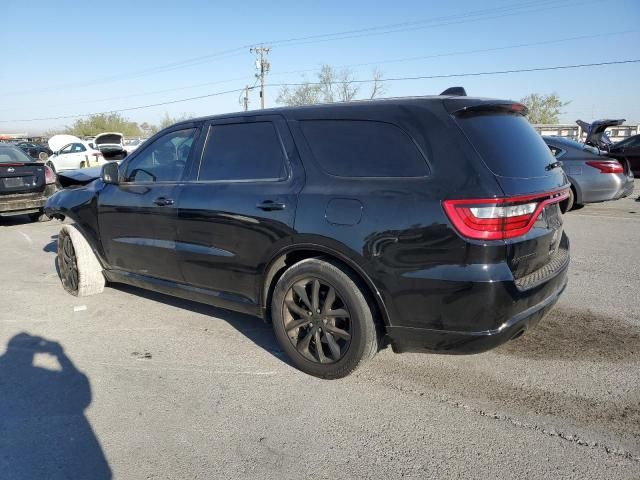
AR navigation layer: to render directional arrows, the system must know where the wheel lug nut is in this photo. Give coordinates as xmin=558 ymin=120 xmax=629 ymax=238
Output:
xmin=316 ymin=309 xmax=321 ymax=314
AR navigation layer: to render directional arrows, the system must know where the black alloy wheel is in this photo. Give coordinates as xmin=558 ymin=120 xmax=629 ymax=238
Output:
xmin=59 ymin=233 xmax=79 ymax=293
xmin=282 ymin=278 xmax=352 ymax=364
xmin=271 ymin=257 xmax=379 ymax=378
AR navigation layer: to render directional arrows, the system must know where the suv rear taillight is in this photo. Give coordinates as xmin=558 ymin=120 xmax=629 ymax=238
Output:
xmin=443 ymin=189 xmax=569 ymax=240
xmin=586 ymin=160 xmax=624 ymax=174
xmin=44 ymin=165 xmax=56 ymax=185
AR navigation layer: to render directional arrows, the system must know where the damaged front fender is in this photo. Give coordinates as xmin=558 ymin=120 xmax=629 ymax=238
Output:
xmin=44 ymin=180 xmax=108 ymax=267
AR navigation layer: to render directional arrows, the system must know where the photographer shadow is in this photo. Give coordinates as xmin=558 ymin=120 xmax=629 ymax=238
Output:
xmin=0 ymin=333 xmax=111 ymax=480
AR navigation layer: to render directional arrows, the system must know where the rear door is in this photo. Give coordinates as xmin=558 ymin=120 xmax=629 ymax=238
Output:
xmin=97 ymin=125 xmax=200 ymax=282
xmin=175 ymin=115 xmax=303 ymax=308
xmin=448 ymin=101 xmax=570 ymax=281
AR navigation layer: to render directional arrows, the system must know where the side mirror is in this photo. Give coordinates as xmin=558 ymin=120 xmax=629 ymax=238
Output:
xmin=101 ymin=162 xmax=120 ymax=184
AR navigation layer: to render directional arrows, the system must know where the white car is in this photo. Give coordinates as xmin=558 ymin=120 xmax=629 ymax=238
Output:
xmin=95 ymin=132 xmax=126 ymax=159
xmin=47 ymin=134 xmax=106 ymax=172
xmin=124 ymin=138 xmax=145 ymax=154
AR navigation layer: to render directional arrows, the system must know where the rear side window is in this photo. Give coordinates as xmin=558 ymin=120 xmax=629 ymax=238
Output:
xmin=199 ymin=122 xmax=287 ymax=181
xmin=455 ymin=114 xmax=555 ymax=178
xmin=300 ymin=120 xmax=428 ymax=177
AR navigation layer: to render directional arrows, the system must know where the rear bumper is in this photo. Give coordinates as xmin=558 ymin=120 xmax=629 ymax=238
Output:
xmin=386 ymin=273 xmax=567 ymax=354
xmin=0 ymin=186 xmax=57 ymax=216
xmin=579 ymin=173 xmax=633 ymax=203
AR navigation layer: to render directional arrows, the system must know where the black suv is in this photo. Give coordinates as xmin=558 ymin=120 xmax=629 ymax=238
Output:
xmin=45 ymin=93 xmax=570 ymax=378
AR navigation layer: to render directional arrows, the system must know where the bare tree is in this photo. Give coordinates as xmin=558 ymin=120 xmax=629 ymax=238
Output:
xmin=276 ymin=81 xmax=322 ymax=107
xmin=276 ymin=64 xmax=380 ymax=107
xmin=318 ymin=65 xmax=336 ymax=103
xmin=336 ymin=68 xmax=360 ymax=102
xmin=369 ymin=68 xmax=386 ymax=99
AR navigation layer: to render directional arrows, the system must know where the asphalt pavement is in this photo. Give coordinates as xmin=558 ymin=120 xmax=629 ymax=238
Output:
xmin=0 ymin=196 xmax=638 ymax=479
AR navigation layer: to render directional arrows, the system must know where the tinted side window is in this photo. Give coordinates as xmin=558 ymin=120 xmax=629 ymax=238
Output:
xmin=125 ymin=128 xmax=196 ymax=183
xmin=199 ymin=122 xmax=286 ymax=181
xmin=300 ymin=120 xmax=428 ymax=177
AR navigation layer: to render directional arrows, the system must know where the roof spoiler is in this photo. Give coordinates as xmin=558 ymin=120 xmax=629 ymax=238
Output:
xmin=440 ymin=87 xmax=467 ymax=96
xmin=445 ymin=100 xmax=529 ymax=117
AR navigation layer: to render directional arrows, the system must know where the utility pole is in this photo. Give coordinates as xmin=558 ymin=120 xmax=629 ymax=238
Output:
xmin=250 ymin=46 xmax=270 ymax=109
xmin=243 ymin=84 xmax=249 ymax=111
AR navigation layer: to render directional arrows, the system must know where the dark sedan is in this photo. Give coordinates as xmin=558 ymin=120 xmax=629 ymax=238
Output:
xmin=0 ymin=144 xmax=57 ymax=221
xmin=609 ymin=135 xmax=640 ymax=177
xmin=15 ymin=141 xmax=53 ymax=161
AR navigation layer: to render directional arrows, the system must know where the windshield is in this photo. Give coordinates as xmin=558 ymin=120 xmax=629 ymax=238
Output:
xmin=0 ymin=146 xmax=33 ymax=163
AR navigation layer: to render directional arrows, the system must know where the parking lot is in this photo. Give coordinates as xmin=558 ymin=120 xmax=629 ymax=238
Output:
xmin=1 ymin=196 xmax=638 ymax=479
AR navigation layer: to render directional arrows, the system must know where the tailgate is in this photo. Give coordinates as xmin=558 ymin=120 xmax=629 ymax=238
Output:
xmin=449 ymin=101 xmax=570 ymax=286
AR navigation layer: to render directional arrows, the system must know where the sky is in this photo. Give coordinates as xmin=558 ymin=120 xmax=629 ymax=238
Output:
xmin=1 ymin=0 xmax=639 ymax=134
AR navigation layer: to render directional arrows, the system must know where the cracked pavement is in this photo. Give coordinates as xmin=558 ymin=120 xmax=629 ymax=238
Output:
xmin=0 ymin=196 xmax=638 ymax=479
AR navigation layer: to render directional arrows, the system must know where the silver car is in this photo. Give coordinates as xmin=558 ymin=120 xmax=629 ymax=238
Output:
xmin=543 ymin=136 xmax=634 ymax=211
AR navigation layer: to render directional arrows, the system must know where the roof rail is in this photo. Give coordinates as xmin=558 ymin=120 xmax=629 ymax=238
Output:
xmin=440 ymin=87 xmax=467 ymax=96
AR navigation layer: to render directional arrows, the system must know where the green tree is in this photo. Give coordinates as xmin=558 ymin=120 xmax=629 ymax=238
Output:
xmin=277 ymin=65 xmax=384 ymax=106
xmin=145 ymin=112 xmax=194 ymax=134
xmin=520 ymin=93 xmax=570 ymax=124
xmin=63 ymin=113 xmax=142 ymax=137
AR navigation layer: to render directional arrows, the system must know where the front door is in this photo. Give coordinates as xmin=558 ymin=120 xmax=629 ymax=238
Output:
xmin=98 ymin=125 xmax=200 ymax=282
xmin=176 ymin=116 xmax=303 ymax=308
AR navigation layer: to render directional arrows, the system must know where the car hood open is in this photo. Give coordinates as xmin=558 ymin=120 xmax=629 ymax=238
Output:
xmin=48 ymin=134 xmax=83 ymax=152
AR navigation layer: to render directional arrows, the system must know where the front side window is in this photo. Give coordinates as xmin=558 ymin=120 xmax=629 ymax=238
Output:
xmin=60 ymin=144 xmax=73 ymax=154
xmin=198 ymin=122 xmax=287 ymax=181
xmin=300 ymin=120 xmax=429 ymax=178
xmin=124 ymin=128 xmax=196 ymax=183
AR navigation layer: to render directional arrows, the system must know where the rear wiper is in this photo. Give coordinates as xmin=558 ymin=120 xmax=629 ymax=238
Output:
xmin=546 ymin=161 xmax=563 ymax=171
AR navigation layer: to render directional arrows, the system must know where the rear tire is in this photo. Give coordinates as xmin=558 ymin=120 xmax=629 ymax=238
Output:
xmin=271 ymin=258 xmax=378 ymax=379
xmin=57 ymin=225 xmax=105 ymax=297
xmin=561 ymin=187 xmax=575 ymax=213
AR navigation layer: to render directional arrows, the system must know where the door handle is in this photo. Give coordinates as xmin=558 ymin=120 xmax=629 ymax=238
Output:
xmin=256 ymin=200 xmax=285 ymax=211
xmin=153 ymin=197 xmax=175 ymax=206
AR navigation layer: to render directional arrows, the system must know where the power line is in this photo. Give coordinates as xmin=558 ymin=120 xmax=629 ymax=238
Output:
xmin=0 ymin=0 xmax=593 ymax=97
xmin=266 ymin=59 xmax=640 ymax=88
xmin=4 ymin=28 xmax=634 ymax=115
xmin=2 ymin=59 xmax=637 ymax=124
xmin=273 ymin=29 xmax=639 ymax=77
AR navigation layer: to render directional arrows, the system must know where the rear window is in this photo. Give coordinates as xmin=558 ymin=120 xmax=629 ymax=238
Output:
xmin=456 ymin=114 xmax=555 ymax=178
xmin=0 ymin=146 xmax=32 ymax=163
xmin=300 ymin=120 xmax=428 ymax=177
